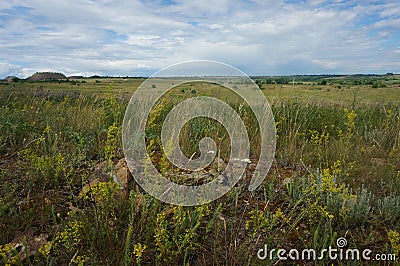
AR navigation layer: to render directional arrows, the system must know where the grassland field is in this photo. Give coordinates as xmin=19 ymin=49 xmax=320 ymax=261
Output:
xmin=3 ymin=75 xmax=400 ymax=104
xmin=0 ymin=74 xmax=400 ymax=265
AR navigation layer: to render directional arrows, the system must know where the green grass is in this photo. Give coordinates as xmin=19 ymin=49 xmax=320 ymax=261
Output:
xmin=0 ymin=76 xmax=400 ymax=265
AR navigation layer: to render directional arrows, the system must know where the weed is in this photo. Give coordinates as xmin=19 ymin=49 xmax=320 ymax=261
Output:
xmin=388 ymin=230 xmax=400 ymax=257
xmin=104 ymin=124 xmax=121 ymax=162
xmin=133 ymin=243 xmax=146 ymax=265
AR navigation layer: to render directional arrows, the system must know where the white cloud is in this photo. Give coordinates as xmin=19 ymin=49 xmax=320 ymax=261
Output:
xmin=208 ymin=24 xmax=225 ymax=30
xmin=0 ymin=62 xmax=21 ymax=77
xmin=0 ymin=0 xmax=399 ymax=78
xmin=373 ymin=18 xmax=400 ymax=29
xmin=379 ymin=2 xmax=400 ymax=18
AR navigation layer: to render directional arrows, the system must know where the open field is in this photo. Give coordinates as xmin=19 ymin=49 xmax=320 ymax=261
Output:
xmin=1 ymin=75 xmax=400 ymax=265
xmin=3 ymin=74 xmax=400 ymax=104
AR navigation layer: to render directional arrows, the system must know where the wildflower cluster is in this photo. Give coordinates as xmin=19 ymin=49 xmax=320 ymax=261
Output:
xmin=301 ymin=161 xmax=353 ymax=225
xmin=103 ymin=93 xmax=123 ymax=125
xmin=0 ymin=244 xmax=20 ymax=266
xmin=309 ymin=128 xmax=329 ymax=146
xmin=275 ymin=116 xmax=286 ymax=138
xmin=71 ymin=255 xmax=90 ymax=266
xmin=53 ymin=220 xmax=84 ymax=252
xmin=245 ymin=209 xmax=270 ymax=237
xmin=38 ymin=242 xmax=51 ymax=257
xmin=384 ymin=108 xmax=393 ymax=131
xmin=104 ymin=124 xmax=121 ymax=162
xmin=245 ymin=207 xmax=291 ymax=237
xmin=19 ymin=149 xmax=68 ymax=185
xmin=339 ymin=108 xmax=357 ymax=141
xmin=81 ymin=181 xmax=120 ymax=203
xmin=133 ymin=243 xmax=147 ymax=265
xmin=388 ymin=230 xmax=400 ymax=257
xmin=307 ymin=161 xmax=348 ymax=195
xmin=37 ymin=220 xmax=85 ymax=263
xmin=154 ymin=206 xmax=207 ymax=263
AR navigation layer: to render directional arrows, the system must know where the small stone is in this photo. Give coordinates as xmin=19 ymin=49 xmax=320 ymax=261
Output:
xmin=80 ymin=158 xmax=132 ymax=200
xmin=113 ymin=158 xmax=132 ymax=190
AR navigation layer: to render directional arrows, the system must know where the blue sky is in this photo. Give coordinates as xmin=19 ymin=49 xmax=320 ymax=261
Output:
xmin=0 ymin=0 xmax=399 ymax=78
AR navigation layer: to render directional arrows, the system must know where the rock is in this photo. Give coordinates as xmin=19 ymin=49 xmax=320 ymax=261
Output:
xmin=8 ymin=230 xmax=48 ymax=261
xmin=80 ymin=158 xmax=132 ymax=200
xmin=112 ymin=158 xmax=132 ymax=190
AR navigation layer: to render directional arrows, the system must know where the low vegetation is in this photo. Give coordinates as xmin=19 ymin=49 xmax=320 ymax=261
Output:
xmin=0 ymin=75 xmax=399 ymax=265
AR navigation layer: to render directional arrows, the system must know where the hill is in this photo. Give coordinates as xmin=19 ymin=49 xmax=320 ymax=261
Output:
xmin=27 ymin=72 xmax=67 ymax=81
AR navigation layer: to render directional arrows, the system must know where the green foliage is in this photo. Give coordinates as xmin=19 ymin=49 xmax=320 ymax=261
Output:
xmin=18 ymin=148 xmax=70 ymax=187
xmin=154 ymin=205 xmax=212 ymax=264
xmin=245 ymin=208 xmax=290 ymax=238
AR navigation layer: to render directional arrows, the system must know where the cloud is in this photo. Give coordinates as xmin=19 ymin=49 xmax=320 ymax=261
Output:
xmin=373 ymin=18 xmax=400 ymax=29
xmin=0 ymin=62 xmax=21 ymax=77
xmin=0 ymin=0 xmax=399 ymax=78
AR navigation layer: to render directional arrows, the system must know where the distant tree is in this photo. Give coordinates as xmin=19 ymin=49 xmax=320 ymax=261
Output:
xmin=275 ymin=78 xmax=288 ymax=84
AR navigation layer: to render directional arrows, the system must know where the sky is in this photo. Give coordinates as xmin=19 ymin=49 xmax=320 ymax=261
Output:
xmin=0 ymin=0 xmax=399 ymax=78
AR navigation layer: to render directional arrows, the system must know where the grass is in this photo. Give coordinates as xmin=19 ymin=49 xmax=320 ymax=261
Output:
xmin=0 ymin=75 xmax=400 ymax=265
